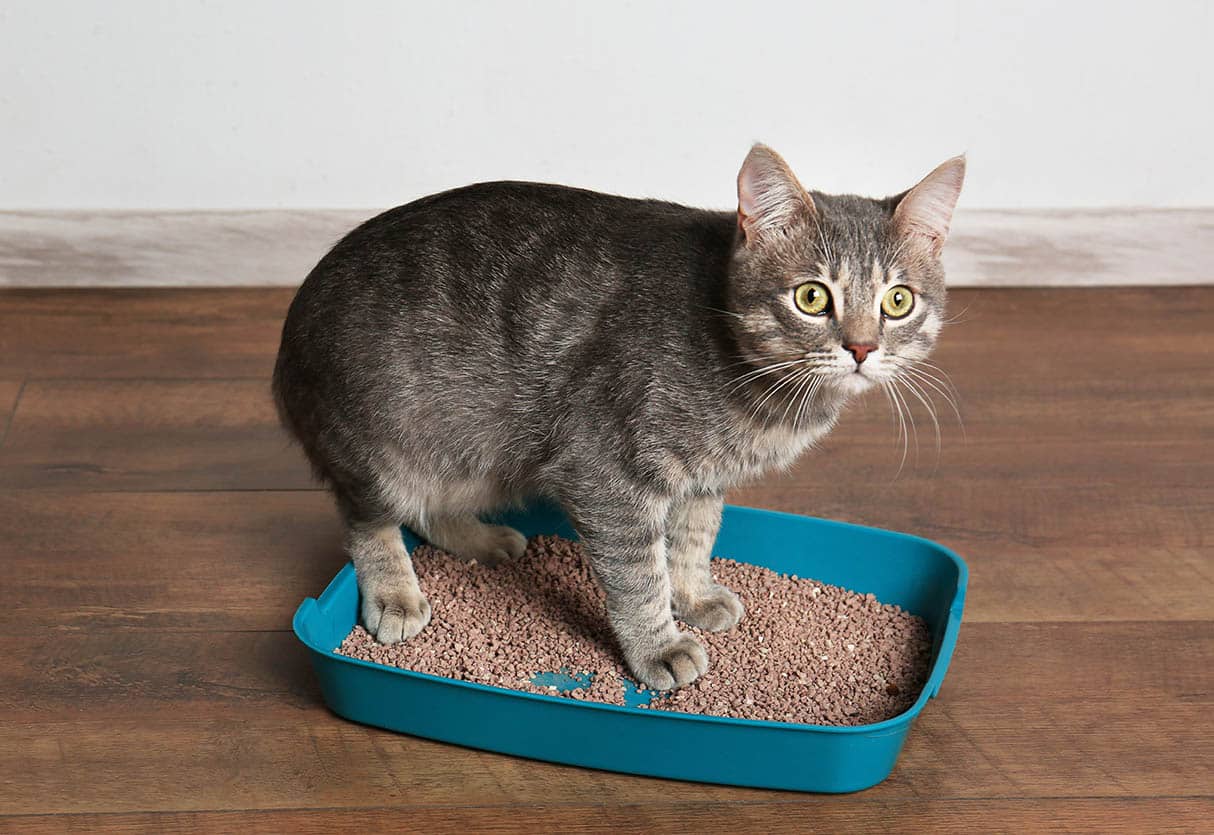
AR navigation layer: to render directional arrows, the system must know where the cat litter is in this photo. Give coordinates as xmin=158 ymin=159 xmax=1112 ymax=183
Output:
xmin=336 ymin=534 xmax=932 ymax=726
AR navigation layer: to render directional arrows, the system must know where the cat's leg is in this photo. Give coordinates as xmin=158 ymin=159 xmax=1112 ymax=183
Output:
xmin=564 ymin=488 xmax=708 ymax=690
xmin=414 ymin=513 xmax=528 ymax=567
xmin=666 ymin=491 xmax=744 ymax=632
xmin=345 ymin=516 xmax=432 ymax=644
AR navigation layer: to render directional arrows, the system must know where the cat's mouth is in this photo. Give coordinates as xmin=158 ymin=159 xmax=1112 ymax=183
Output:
xmin=836 ymin=370 xmax=877 ymax=394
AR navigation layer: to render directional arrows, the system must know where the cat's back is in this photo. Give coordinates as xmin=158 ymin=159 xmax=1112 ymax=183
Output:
xmin=276 ymin=180 xmax=734 ymax=421
xmin=325 ymin=180 xmax=717 ymax=286
xmin=284 ymin=179 xmax=731 ymax=354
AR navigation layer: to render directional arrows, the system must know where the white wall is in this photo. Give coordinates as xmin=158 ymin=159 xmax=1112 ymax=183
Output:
xmin=1 ymin=0 xmax=1211 ymax=210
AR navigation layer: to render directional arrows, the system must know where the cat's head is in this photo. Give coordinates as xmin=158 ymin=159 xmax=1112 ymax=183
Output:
xmin=726 ymin=144 xmax=964 ymax=401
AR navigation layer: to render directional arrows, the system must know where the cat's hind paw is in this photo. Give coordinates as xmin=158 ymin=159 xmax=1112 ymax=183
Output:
xmin=466 ymin=523 xmax=528 ymax=567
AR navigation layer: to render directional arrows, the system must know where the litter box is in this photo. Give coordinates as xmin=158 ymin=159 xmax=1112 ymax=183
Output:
xmin=293 ymin=501 xmax=967 ymax=793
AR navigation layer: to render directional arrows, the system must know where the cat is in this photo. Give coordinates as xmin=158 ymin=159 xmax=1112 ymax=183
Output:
xmin=273 ymin=144 xmax=964 ymax=690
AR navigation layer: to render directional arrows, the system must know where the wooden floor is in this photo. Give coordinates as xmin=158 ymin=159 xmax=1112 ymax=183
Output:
xmin=0 ymin=287 xmax=1210 ymax=833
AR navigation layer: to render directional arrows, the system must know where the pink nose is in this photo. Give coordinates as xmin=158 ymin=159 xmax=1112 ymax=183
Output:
xmin=845 ymin=343 xmax=877 ymax=364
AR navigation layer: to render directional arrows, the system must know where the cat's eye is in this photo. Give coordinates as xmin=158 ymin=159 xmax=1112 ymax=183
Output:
xmin=881 ymin=285 xmax=914 ymax=318
xmin=794 ymin=281 xmax=831 ymax=316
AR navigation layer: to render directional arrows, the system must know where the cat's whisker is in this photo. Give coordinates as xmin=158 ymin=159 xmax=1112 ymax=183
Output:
xmin=760 ymin=363 xmax=834 ymax=425
xmin=721 ymin=348 xmax=836 ymax=370
xmin=724 ymin=359 xmax=799 ymax=385
xmin=881 ymin=380 xmax=909 ymax=480
xmin=890 ymin=356 xmax=960 ymax=404
xmin=911 ymin=360 xmax=962 ymax=400
xmin=726 ymin=363 xmax=811 ymax=400
xmin=780 ymin=366 xmax=819 ymax=426
xmin=794 ymin=377 xmax=825 ymax=431
xmin=889 ymin=378 xmax=919 ymax=466
xmin=896 ymin=373 xmax=942 ymax=458
xmin=776 ymin=366 xmax=825 ymax=429
xmin=790 ymin=379 xmax=809 ymax=430
xmin=879 ymin=382 xmax=901 ymax=471
xmin=908 ymin=359 xmax=961 ymax=398
xmin=722 ymin=358 xmax=806 ymax=394
xmin=749 ymin=364 xmax=823 ymax=425
xmin=899 ymin=363 xmax=965 ymax=440
xmin=717 ymin=352 xmax=798 ymax=372
xmin=745 ymin=368 xmax=798 ymax=423
xmin=902 ymin=365 xmax=961 ymax=424
xmin=881 ymin=378 xmax=900 ymax=432
xmin=702 ymin=306 xmax=744 ymax=320
xmin=899 ymin=360 xmax=954 ymax=392
xmin=939 ymin=303 xmax=971 ymax=327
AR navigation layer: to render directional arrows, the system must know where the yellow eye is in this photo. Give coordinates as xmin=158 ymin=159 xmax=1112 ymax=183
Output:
xmin=794 ymin=281 xmax=831 ymax=316
xmin=881 ymin=285 xmax=914 ymax=318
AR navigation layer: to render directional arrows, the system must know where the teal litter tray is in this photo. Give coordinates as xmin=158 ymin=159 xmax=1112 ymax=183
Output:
xmin=293 ymin=502 xmax=967 ymax=793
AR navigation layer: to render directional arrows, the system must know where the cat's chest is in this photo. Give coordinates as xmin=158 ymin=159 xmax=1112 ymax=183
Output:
xmin=687 ymin=412 xmax=838 ymax=492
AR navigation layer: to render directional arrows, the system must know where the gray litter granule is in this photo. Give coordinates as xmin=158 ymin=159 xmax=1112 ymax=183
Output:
xmin=336 ymin=534 xmax=932 ymax=726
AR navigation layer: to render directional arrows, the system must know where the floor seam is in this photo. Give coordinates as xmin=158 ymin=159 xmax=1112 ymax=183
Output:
xmin=0 ymin=376 xmax=28 ymax=452
xmin=1 ymin=795 xmax=1210 ymax=818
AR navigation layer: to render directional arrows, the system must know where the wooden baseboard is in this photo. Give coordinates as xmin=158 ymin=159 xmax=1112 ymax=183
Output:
xmin=0 ymin=208 xmax=1209 ymax=287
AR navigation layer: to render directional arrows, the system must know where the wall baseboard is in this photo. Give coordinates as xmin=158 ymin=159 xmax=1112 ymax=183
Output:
xmin=0 ymin=208 xmax=1209 ymax=288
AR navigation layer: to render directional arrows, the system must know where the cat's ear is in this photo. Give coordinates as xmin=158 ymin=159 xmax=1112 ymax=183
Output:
xmin=891 ymin=155 xmax=966 ymax=257
xmin=737 ymin=144 xmax=817 ymax=247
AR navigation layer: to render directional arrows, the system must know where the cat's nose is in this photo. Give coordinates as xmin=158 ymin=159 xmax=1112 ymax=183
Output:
xmin=845 ymin=343 xmax=877 ymax=364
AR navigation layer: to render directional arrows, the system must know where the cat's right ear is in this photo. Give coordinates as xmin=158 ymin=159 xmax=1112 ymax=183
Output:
xmin=737 ymin=144 xmax=817 ymax=248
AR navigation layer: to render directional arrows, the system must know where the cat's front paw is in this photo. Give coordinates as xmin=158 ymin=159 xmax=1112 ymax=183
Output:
xmin=361 ymin=579 xmax=432 ymax=644
xmin=675 ymin=583 xmax=744 ymax=632
xmin=627 ymin=633 xmax=709 ymax=691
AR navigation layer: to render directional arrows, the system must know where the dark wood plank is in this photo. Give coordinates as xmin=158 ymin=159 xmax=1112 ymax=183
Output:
xmin=0 ymin=491 xmax=343 ymax=632
xmin=0 ymin=379 xmax=312 ymax=490
xmin=0 ymin=379 xmax=22 ymax=448
xmin=1 ymin=622 xmax=1209 ymax=814
xmin=2 ymin=702 xmax=1209 ymax=815
xmin=4 ymin=799 xmax=1212 ymax=835
xmin=0 ymin=288 xmax=295 ymax=379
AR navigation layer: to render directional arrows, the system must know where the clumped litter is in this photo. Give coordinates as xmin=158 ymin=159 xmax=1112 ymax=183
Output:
xmin=337 ymin=534 xmax=932 ymax=725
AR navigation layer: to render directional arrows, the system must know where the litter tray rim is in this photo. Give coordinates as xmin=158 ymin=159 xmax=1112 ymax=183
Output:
xmin=293 ymin=503 xmax=968 ymax=736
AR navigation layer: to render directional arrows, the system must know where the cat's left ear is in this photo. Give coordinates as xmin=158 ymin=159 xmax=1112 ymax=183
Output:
xmin=892 ymin=155 xmax=966 ymax=257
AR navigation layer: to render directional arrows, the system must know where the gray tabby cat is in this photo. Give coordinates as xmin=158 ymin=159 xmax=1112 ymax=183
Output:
xmin=273 ymin=144 xmax=964 ymax=690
